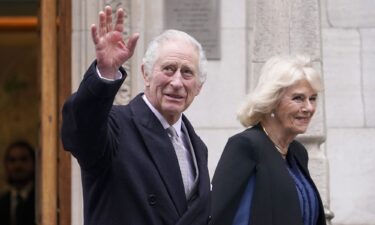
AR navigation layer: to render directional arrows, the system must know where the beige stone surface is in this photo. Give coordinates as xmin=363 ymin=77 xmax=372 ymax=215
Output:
xmin=327 ymin=128 xmax=375 ymax=224
xmin=327 ymin=0 xmax=375 ymax=27
xmin=322 ymin=29 xmax=364 ymax=128
xmin=362 ymin=29 xmax=375 ymax=127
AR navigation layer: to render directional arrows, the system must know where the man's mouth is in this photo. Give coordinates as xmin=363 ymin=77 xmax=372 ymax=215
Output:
xmin=165 ymin=93 xmax=184 ymax=100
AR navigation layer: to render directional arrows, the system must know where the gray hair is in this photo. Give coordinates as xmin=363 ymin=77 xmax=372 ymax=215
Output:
xmin=142 ymin=29 xmax=207 ymax=83
xmin=237 ymin=54 xmax=323 ymax=127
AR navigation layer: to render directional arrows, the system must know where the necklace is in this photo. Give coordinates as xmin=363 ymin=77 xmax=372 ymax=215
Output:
xmin=261 ymin=125 xmax=288 ymax=158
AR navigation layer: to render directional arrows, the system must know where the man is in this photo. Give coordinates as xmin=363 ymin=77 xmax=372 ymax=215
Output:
xmin=61 ymin=6 xmax=210 ymax=225
xmin=0 ymin=141 xmax=36 ymax=225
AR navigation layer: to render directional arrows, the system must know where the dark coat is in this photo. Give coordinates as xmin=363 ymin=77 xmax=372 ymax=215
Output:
xmin=210 ymin=124 xmax=326 ymax=225
xmin=61 ymin=62 xmax=210 ymax=225
xmin=0 ymin=188 xmax=36 ymax=225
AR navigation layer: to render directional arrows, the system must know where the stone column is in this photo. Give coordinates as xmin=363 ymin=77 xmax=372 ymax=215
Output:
xmin=71 ymin=1 xmax=131 ymax=224
xmin=249 ymin=0 xmax=334 ymax=223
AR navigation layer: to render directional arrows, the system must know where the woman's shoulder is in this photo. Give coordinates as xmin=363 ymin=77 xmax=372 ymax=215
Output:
xmin=230 ymin=124 xmax=264 ymax=141
xmin=289 ymin=140 xmax=309 ymax=162
xmin=223 ymin=125 xmax=266 ymax=161
xmin=227 ymin=125 xmax=268 ymax=152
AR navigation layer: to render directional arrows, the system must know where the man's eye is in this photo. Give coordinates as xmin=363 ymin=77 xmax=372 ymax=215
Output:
xmin=182 ymin=70 xmax=193 ymax=75
xmin=163 ymin=66 xmax=175 ymax=74
xmin=164 ymin=66 xmax=174 ymax=71
xmin=181 ymin=68 xmax=195 ymax=78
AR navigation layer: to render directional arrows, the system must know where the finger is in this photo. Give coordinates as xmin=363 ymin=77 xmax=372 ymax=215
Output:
xmin=91 ymin=24 xmax=99 ymax=45
xmin=105 ymin=6 xmax=113 ymax=32
xmin=114 ymin=8 xmax=124 ymax=33
xmin=126 ymin=33 xmax=140 ymax=56
xmin=98 ymin=11 xmax=106 ymax=37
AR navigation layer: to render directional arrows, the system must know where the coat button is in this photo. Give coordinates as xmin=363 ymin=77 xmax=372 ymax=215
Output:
xmin=148 ymin=194 xmax=157 ymax=206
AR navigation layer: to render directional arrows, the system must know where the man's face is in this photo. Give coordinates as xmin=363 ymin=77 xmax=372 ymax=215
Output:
xmin=143 ymin=40 xmax=202 ymax=124
xmin=5 ymin=146 xmax=34 ymax=186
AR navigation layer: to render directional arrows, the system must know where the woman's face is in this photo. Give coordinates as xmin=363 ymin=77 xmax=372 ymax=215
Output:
xmin=274 ymin=79 xmax=318 ymax=136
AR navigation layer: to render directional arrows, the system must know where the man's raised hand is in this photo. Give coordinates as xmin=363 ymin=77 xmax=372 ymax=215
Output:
xmin=91 ymin=6 xmax=139 ymax=79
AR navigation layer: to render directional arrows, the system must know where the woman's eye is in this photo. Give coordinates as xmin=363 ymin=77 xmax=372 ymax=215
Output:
xmin=292 ymin=95 xmax=304 ymax=102
xmin=309 ymin=96 xmax=317 ymax=102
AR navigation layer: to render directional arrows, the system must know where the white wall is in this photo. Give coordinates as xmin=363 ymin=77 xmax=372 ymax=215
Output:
xmin=185 ymin=0 xmax=247 ymax=177
xmin=70 ymin=0 xmax=375 ymax=225
xmin=321 ymin=0 xmax=375 ymax=224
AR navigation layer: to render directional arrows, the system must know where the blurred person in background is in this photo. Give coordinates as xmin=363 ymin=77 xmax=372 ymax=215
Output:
xmin=0 ymin=140 xmax=36 ymax=225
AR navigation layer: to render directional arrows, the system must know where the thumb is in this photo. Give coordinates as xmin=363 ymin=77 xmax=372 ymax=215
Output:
xmin=126 ymin=33 xmax=140 ymax=56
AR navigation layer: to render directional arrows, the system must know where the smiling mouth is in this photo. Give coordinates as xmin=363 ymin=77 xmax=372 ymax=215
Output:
xmin=165 ymin=93 xmax=184 ymax=100
xmin=296 ymin=117 xmax=310 ymax=123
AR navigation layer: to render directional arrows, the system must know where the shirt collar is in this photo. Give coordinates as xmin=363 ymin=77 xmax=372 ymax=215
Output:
xmin=142 ymin=94 xmax=183 ymax=137
xmin=10 ymin=182 xmax=33 ymax=200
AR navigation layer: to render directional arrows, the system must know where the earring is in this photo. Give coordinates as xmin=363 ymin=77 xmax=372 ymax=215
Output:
xmin=271 ymin=112 xmax=275 ymax=118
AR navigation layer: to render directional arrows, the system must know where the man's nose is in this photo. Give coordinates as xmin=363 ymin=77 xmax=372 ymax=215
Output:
xmin=170 ymin=70 xmax=183 ymax=87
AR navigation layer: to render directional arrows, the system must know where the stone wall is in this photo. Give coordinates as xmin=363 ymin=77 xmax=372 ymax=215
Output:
xmin=70 ymin=0 xmax=375 ymax=224
xmin=321 ymin=0 xmax=375 ymax=224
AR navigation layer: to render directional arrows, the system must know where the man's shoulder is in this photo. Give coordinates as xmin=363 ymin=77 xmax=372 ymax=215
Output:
xmin=111 ymin=94 xmax=146 ymax=115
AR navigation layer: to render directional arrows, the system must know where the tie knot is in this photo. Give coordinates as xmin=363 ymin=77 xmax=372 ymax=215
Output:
xmin=166 ymin=126 xmax=178 ymax=138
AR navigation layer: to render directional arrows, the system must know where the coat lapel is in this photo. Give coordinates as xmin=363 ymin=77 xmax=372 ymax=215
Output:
xmin=130 ymin=94 xmax=187 ymax=215
xmin=176 ymin=116 xmax=210 ymax=225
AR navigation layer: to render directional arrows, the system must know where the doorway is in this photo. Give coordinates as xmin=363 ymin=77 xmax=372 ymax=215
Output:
xmin=0 ymin=0 xmax=72 ymax=224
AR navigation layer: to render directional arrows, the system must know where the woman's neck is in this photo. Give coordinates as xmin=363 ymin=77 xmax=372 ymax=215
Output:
xmin=260 ymin=118 xmax=295 ymax=156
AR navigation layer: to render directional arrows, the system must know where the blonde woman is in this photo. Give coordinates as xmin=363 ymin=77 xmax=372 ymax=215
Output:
xmin=210 ymin=55 xmax=326 ymax=225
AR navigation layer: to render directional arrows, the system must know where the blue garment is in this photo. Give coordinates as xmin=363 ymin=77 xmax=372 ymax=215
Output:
xmin=287 ymin=159 xmax=319 ymax=225
xmin=232 ymin=175 xmax=256 ymax=225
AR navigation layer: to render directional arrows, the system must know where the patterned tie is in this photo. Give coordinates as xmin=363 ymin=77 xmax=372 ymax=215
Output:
xmin=166 ymin=126 xmax=194 ymax=198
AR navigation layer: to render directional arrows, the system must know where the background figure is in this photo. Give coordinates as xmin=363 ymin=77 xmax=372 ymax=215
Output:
xmin=210 ymin=55 xmax=326 ymax=225
xmin=61 ymin=6 xmax=210 ymax=225
xmin=0 ymin=140 xmax=36 ymax=225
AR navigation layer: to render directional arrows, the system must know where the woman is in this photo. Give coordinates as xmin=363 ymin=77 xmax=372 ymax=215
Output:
xmin=210 ymin=55 xmax=326 ymax=225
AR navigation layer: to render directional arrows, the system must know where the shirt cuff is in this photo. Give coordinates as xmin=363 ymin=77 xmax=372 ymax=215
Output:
xmin=96 ymin=66 xmax=123 ymax=81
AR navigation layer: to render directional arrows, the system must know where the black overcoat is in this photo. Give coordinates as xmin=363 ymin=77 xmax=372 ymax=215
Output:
xmin=210 ymin=124 xmax=326 ymax=225
xmin=61 ymin=62 xmax=210 ymax=225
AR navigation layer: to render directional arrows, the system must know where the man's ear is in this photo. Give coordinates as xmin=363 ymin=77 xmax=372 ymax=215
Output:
xmin=142 ymin=64 xmax=150 ymax=87
xmin=195 ymin=82 xmax=203 ymax=96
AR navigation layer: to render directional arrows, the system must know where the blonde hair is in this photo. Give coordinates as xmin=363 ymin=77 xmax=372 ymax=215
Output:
xmin=237 ymin=54 xmax=323 ymax=127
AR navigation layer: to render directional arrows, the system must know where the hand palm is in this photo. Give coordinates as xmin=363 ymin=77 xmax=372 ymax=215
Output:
xmin=91 ymin=7 xmax=139 ymax=78
xmin=95 ymin=31 xmax=130 ymax=70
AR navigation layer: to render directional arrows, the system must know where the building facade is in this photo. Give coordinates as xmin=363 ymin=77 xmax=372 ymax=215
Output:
xmin=70 ymin=0 xmax=375 ymax=225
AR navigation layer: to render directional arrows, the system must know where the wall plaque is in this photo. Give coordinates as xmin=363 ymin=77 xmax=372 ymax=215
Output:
xmin=164 ymin=0 xmax=220 ymax=60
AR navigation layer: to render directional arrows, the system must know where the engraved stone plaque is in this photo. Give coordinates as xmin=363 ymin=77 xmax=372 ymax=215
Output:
xmin=164 ymin=0 xmax=220 ymax=59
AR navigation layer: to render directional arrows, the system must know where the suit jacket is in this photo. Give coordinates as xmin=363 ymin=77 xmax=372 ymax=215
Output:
xmin=210 ymin=124 xmax=326 ymax=225
xmin=61 ymin=61 xmax=210 ymax=225
xmin=0 ymin=188 xmax=36 ymax=225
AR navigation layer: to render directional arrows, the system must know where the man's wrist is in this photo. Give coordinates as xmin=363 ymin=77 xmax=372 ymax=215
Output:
xmin=96 ymin=66 xmax=122 ymax=81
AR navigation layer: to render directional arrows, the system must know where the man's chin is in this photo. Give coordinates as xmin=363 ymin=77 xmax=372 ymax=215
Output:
xmin=163 ymin=105 xmax=185 ymax=115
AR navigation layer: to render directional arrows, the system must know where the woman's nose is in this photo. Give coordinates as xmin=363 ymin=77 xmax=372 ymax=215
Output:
xmin=303 ymin=100 xmax=315 ymax=112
